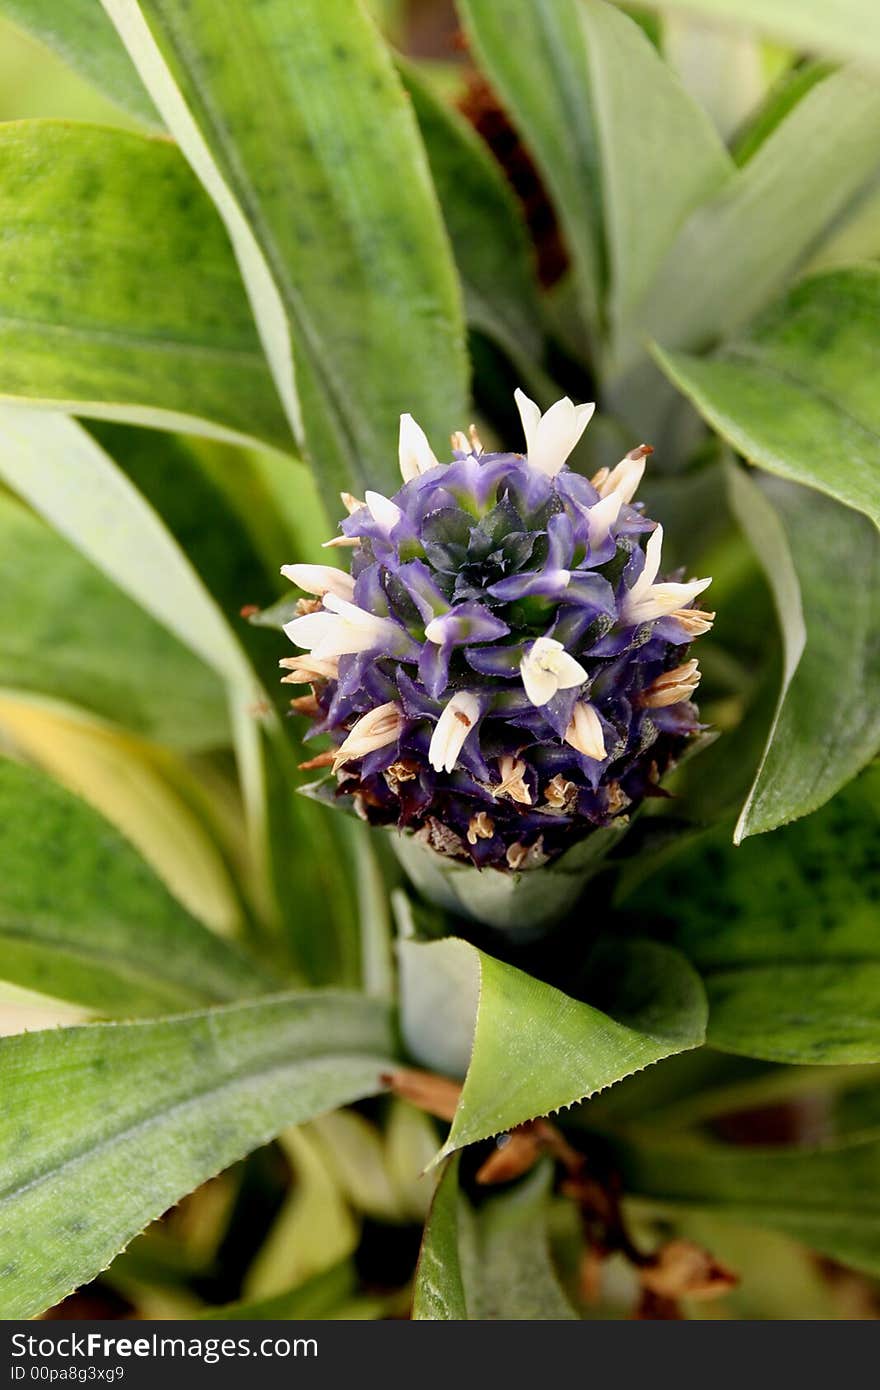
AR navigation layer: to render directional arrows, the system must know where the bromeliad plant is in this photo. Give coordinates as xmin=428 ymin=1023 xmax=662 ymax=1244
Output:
xmin=0 ymin=0 xmax=879 ymax=1322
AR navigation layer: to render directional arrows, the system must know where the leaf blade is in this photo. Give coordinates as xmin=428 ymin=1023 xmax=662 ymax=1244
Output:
xmin=613 ymin=0 xmax=880 ymax=70
xmin=414 ymin=1158 xmax=576 ymax=1320
xmin=655 ymin=268 xmax=880 ymax=528
xmin=0 ymin=756 xmax=270 ymax=1017
xmin=0 ymin=992 xmax=395 ymax=1319
xmin=0 ymin=0 xmax=158 ymax=123
xmin=729 ymin=466 xmax=880 ymax=838
xmin=626 ymin=766 xmax=880 ymax=1063
xmin=0 ymin=491 xmax=228 ymax=751
xmin=0 ymin=121 xmax=290 ymax=452
xmin=399 ymin=933 xmax=707 ymax=1155
xmin=640 ymin=72 xmax=880 ymax=359
xmin=610 ymin=1124 xmax=880 ymax=1279
xmin=101 ymin=0 xmax=469 ymax=503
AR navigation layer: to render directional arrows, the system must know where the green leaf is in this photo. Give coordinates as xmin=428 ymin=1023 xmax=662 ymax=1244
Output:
xmin=0 ymin=693 xmax=245 ymax=938
xmin=610 ymin=1124 xmax=880 ymax=1279
xmin=398 ymin=60 xmax=543 ymax=374
xmin=0 ymin=491 xmax=228 ymax=751
xmin=415 ymin=1159 xmax=576 ymax=1320
xmin=259 ymin=721 xmax=361 ymax=986
xmin=656 ymin=268 xmax=880 ymax=528
xmin=806 ymin=176 xmax=880 ymax=275
xmin=242 ymin=1128 xmax=357 ymax=1300
xmin=101 ymin=0 xmax=469 ymax=504
xmin=0 ymin=756 xmax=269 ymax=1017
xmin=625 ymin=766 xmax=880 ymax=1063
xmin=457 ymin=0 xmax=604 ymax=332
xmin=731 ymin=61 xmax=833 ymax=167
xmin=459 ymin=0 xmax=731 ymax=346
xmin=0 ymin=409 xmax=254 ymax=690
xmin=663 ymin=12 xmax=767 ymax=144
xmin=412 ymin=1156 xmax=467 ymax=1321
xmin=398 ymin=933 xmax=707 ymax=1154
xmin=88 ymin=422 xmax=287 ymax=704
xmin=639 ymin=73 xmax=880 ymax=361
xmin=199 ymin=1260 xmax=385 ymax=1320
xmin=0 ymin=0 xmax=158 ymax=123
xmin=579 ymin=0 xmax=731 ymax=339
xmin=0 ymin=991 xmax=395 ymax=1319
xmin=728 ymin=466 xmax=880 ymax=838
xmin=0 ymin=122 xmax=290 ymax=452
xmin=616 ymin=0 xmax=880 ymax=69
xmin=0 ymin=411 xmax=349 ymax=973
xmin=353 ymin=831 xmax=395 ymax=1000
xmin=94 ymin=424 xmax=360 ymax=982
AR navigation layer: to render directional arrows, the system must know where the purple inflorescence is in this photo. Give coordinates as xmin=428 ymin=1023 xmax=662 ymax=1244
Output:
xmin=281 ymin=393 xmax=713 ymax=871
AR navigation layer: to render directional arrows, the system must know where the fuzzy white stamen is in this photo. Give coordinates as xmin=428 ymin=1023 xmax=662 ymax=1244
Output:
xmin=514 ymin=388 xmax=596 ymax=477
xmin=428 ymin=691 xmax=480 ymax=774
xmin=281 ymin=563 xmax=355 ymax=602
xmin=564 ymin=702 xmax=606 ymax=761
xmin=520 ymin=636 xmax=587 ymax=707
xmin=399 ymin=413 xmax=439 ymax=482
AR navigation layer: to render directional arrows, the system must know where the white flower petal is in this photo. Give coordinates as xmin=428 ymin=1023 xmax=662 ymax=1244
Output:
xmin=398 ymin=413 xmax=439 ymax=482
xmin=520 ymin=636 xmax=586 ymax=707
xmin=333 ymin=701 xmax=403 ymax=771
xmin=574 ymin=401 xmax=596 ymax=433
xmin=514 ymin=390 xmax=596 ymax=477
xmin=621 ymin=525 xmax=712 ymax=625
xmin=552 ymin=650 xmax=588 ymax=689
xmin=624 ymin=577 xmax=712 ymax=625
xmin=586 ymin=489 xmax=624 ymax=546
xmin=596 ymin=445 xmax=650 ymax=504
xmin=521 ymin=661 xmax=559 ymax=707
xmin=564 ymin=702 xmax=606 ymax=761
xmin=428 ymin=691 xmax=480 ymax=774
xmin=641 ymin=523 xmax=664 ymax=589
xmin=280 ymin=563 xmax=355 ymax=601
xmin=340 ymin=491 xmax=365 ymax=515
xmin=365 ymin=489 xmax=402 ymax=535
xmin=286 ymin=594 xmax=395 ymax=659
xmin=322 ymin=593 xmax=375 ymax=625
xmin=283 ymin=610 xmax=338 ymax=652
xmin=514 ymin=387 xmax=542 ymax=457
